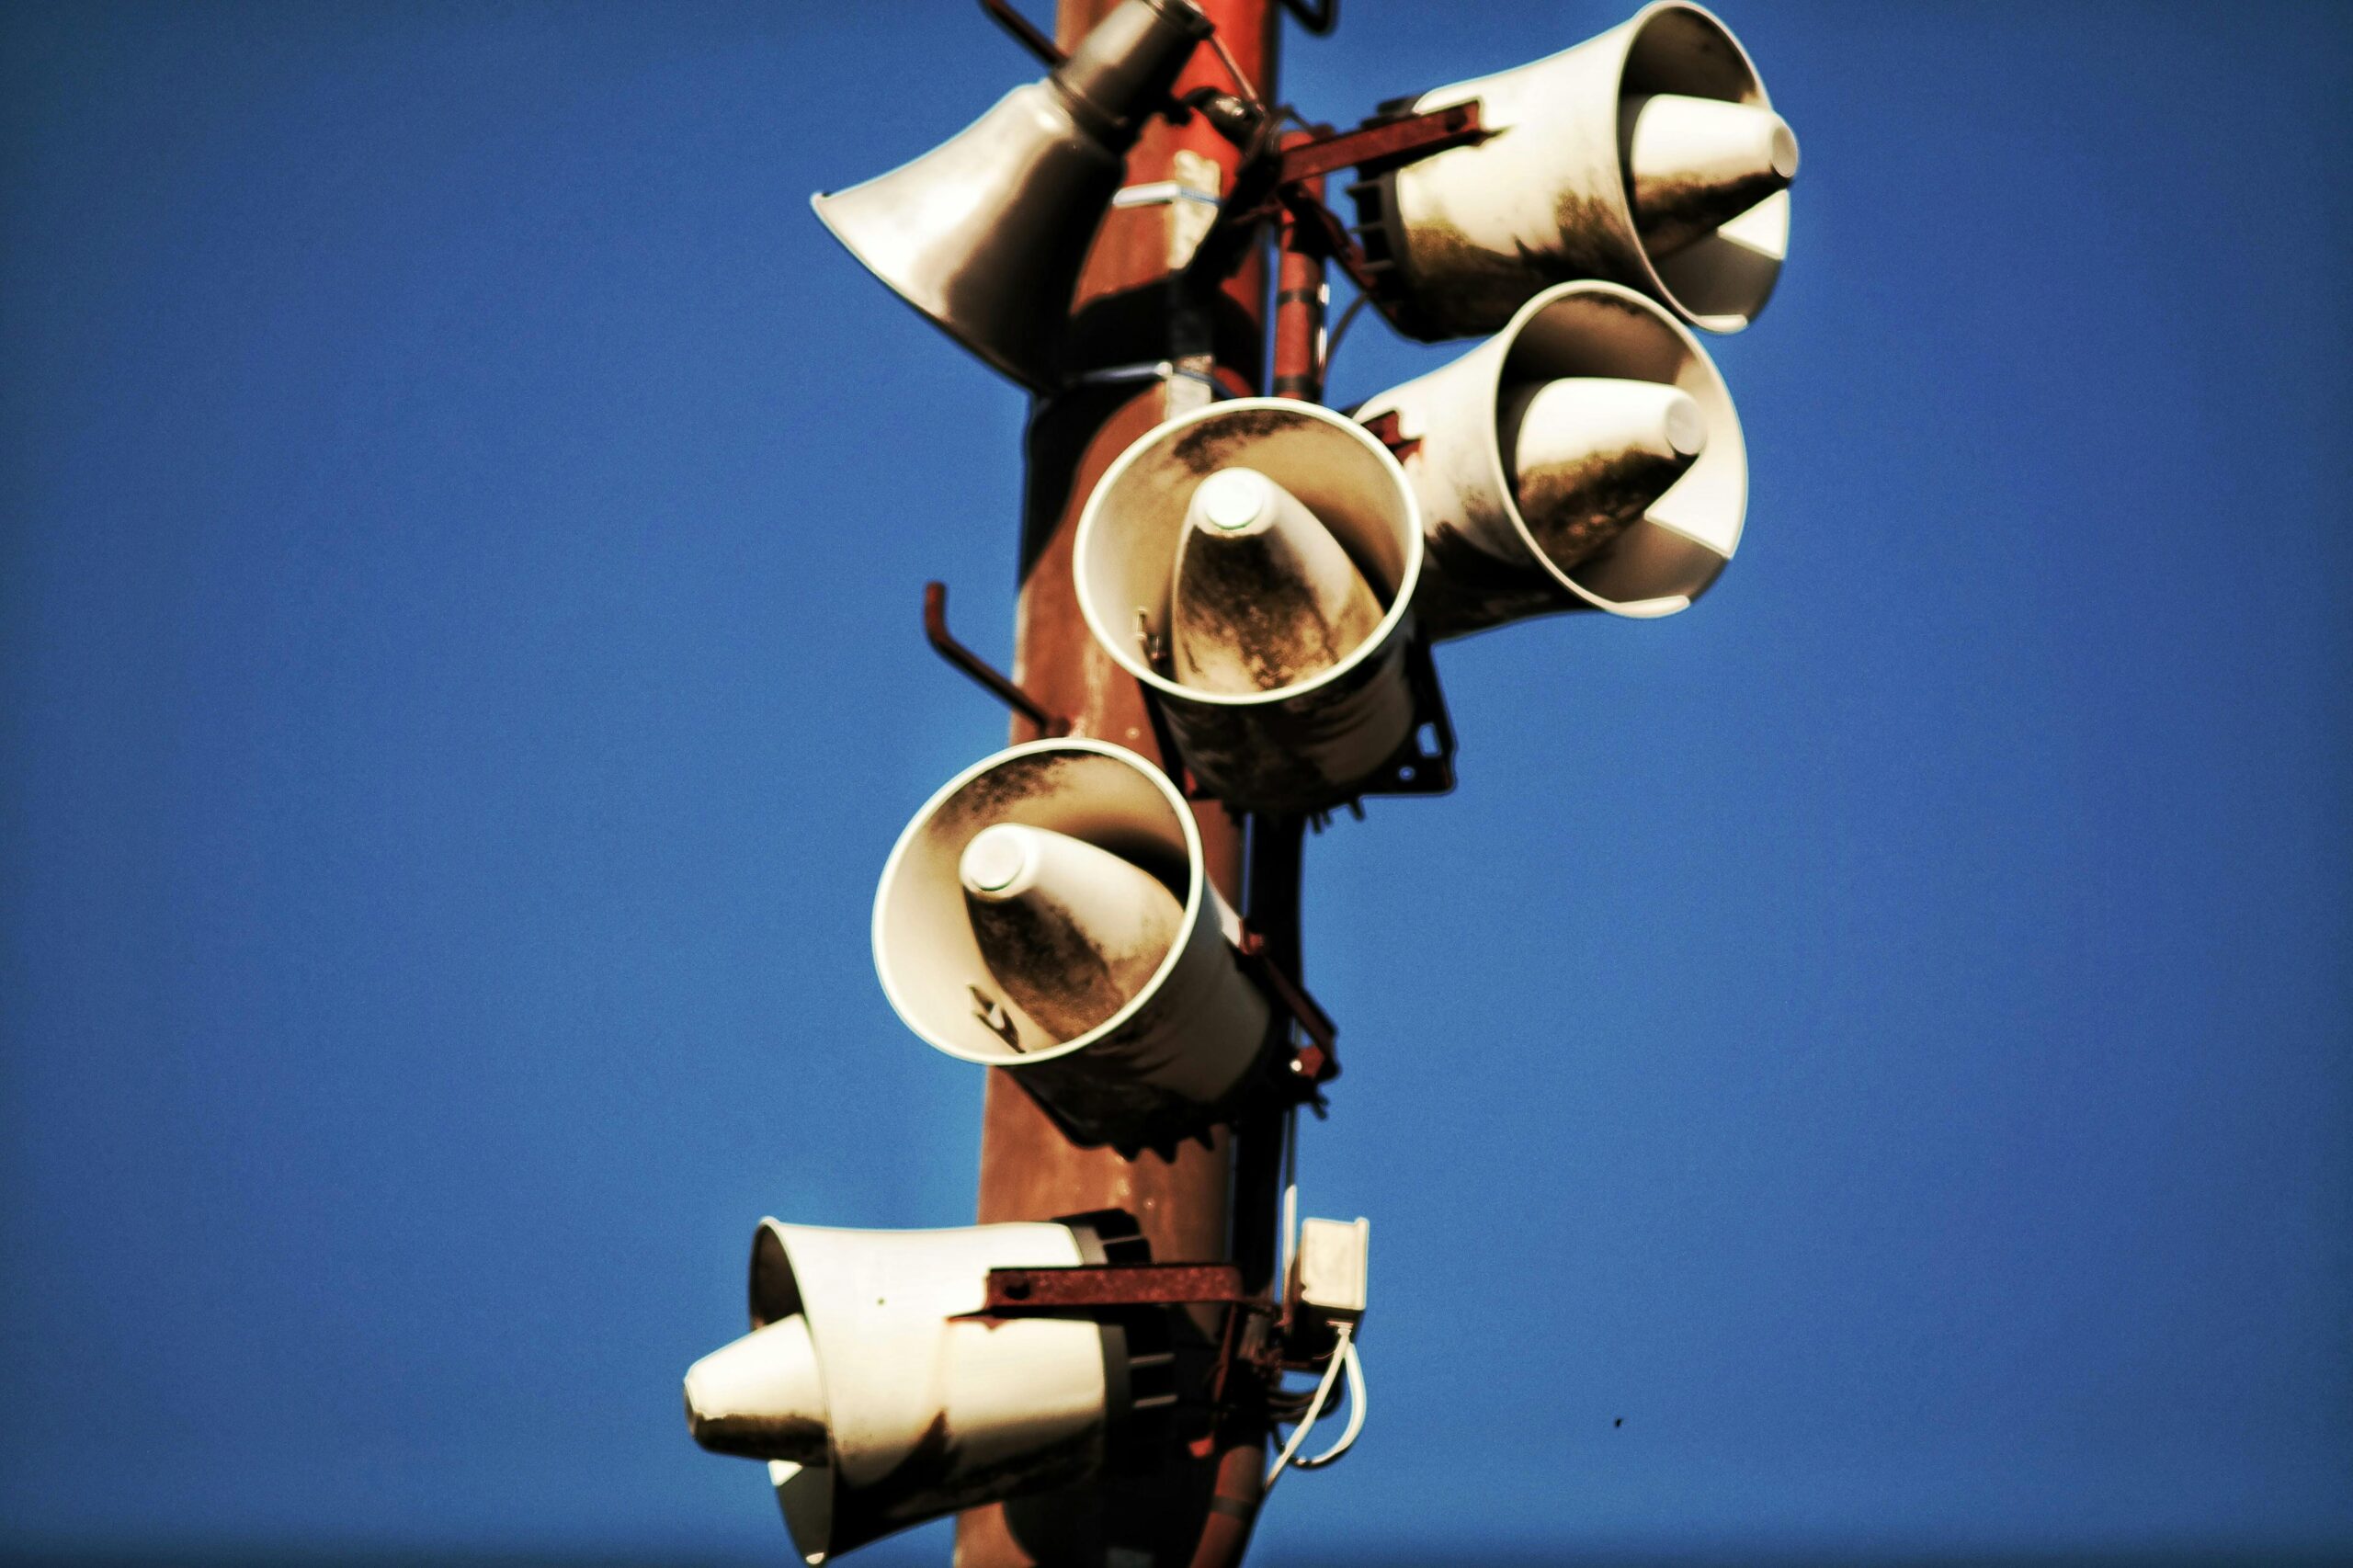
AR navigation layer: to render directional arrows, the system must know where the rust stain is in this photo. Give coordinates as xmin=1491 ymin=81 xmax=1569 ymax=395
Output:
xmin=689 ymin=1408 xmax=830 ymax=1464
xmin=1168 ymin=528 xmax=1381 ymax=694
xmin=1632 ymin=168 xmax=1784 ymax=257
xmin=1166 ymin=406 xmax=1293 ymax=472
xmin=952 ymin=754 xmax=1081 ymax=824
xmin=966 ymin=883 xmax=1176 ymax=1043
xmin=1513 ymin=448 xmax=1689 ymax=572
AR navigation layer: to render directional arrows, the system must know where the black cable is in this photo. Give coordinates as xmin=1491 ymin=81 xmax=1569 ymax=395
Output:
xmin=1319 ymin=291 xmax=1371 ymax=385
xmin=1279 ymin=0 xmax=1336 ymax=36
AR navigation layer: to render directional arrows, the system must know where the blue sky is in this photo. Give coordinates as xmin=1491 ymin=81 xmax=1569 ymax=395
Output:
xmin=3 ymin=1 xmax=2348 ymax=1562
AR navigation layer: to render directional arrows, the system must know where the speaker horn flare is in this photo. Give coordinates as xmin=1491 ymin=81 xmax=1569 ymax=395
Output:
xmin=810 ymin=0 xmax=1212 ymax=389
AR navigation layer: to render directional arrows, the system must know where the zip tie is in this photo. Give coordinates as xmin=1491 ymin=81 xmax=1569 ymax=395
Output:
xmin=1111 ymin=181 xmax=1225 ymax=210
xmin=1070 ymin=360 xmax=1223 ymax=395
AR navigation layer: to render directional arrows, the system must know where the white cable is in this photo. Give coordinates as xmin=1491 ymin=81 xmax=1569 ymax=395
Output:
xmin=1263 ymin=1321 xmax=1358 ymax=1492
xmin=1290 ymin=1332 xmax=1365 ymax=1471
xmin=1278 ymin=1104 xmax=1299 ymax=1295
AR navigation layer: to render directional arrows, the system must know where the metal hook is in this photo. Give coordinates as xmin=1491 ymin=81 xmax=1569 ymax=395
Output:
xmin=923 ymin=581 xmax=1067 ymax=734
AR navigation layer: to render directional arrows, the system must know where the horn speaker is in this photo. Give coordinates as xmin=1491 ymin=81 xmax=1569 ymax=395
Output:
xmin=685 ymin=1210 xmax=1167 ymax=1563
xmin=1355 ymin=280 xmax=1745 ymax=639
xmin=812 ymin=0 xmax=1213 ymax=389
xmin=1349 ymin=1 xmax=1794 ymax=340
xmin=872 ymin=739 xmax=1274 ymax=1149
xmin=1075 ymin=398 xmax=1425 ymax=812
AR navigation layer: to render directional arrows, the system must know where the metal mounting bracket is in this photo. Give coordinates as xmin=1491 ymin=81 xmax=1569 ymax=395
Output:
xmin=1183 ymin=99 xmax=1489 ymax=306
xmin=1353 ymin=630 xmax=1456 ymax=799
xmin=962 ymin=1262 xmax=1254 ymax=1319
xmin=1235 ymin=927 xmax=1337 ymax=1093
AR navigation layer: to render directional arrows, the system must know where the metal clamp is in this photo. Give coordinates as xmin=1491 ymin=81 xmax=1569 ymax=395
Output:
xmin=1111 ymin=180 xmax=1227 ymax=212
xmin=1071 ymin=358 xmax=1225 ymax=397
xmin=1352 ymin=630 xmax=1456 ymax=799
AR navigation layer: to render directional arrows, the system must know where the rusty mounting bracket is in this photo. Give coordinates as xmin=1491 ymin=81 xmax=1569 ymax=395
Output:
xmin=1184 ymin=99 xmax=1487 ymax=304
xmin=1358 ymin=409 xmax=1419 ymax=464
xmin=966 ymin=1264 xmax=1302 ymax=1431
xmin=961 ymin=1261 xmax=1254 ymax=1319
xmin=923 ymin=581 xmax=1069 ymax=736
xmin=1275 ymin=101 xmax=1487 ymax=187
xmin=1236 ymin=927 xmax=1339 ymax=1108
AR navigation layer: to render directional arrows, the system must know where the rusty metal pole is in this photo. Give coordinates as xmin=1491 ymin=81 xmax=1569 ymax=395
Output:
xmin=1271 ymin=135 xmax=1325 ymax=405
xmin=954 ymin=2 xmax=1279 ymax=1565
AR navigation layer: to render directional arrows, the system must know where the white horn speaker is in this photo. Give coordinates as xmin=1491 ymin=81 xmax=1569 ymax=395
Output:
xmin=1074 ymin=399 xmax=1424 ymax=812
xmin=1349 ymin=1 xmax=1794 ymax=340
xmin=811 ymin=0 xmax=1212 ymax=390
xmin=685 ymin=1211 xmax=1163 ymax=1564
xmin=1354 ymin=279 xmax=1745 ymax=641
xmin=872 ymin=739 xmax=1272 ymax=1149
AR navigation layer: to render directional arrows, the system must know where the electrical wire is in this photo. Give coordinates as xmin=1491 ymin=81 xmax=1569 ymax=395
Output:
xmin=1279 ymin=1103 xmax=1300 ymax=1292
xmin=1266 ymin=1073 xmax=1368 ymax=1489
xmin=1263 ymin=1321 xmax=1363 ymax=1491
xmin=1290 ymin=1331 xmax=1366 ymax=1471
xmin=1319 ymin=291 xmax=1372 ymax=386
xmin=1279 ymin=0 xmax=1337 ymax=34
xmin=1263 ymin=1324 xmax=1347 ymax=1491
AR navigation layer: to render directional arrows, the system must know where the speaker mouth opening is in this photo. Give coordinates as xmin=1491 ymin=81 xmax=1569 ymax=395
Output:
xmin=872 ymin=741 xmax=1208 ymax=1068
xmin=807 ymin=82 xmax=1124 ymax=393
xmin=1077 ymin=399 xmax=1424 ymax=710
xmin=742 ymin=1221 xmax=838 ymax=1567
xmin=750 ymin=1220 xmax=810 ymax=1328
xmin=1616 ymin=1 xmax=1787 ymax=334
xmin=1480 ymin=280 xmax=1745 ymax=617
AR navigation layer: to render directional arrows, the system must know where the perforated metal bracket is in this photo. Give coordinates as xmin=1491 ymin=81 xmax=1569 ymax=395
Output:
xmin=1352 ymin=630 xmax=1456 ymax=799
xmin=962 ymin=1262 xmax=1253 ymax=1319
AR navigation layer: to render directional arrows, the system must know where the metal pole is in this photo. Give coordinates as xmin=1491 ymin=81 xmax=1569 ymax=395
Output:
xmin=956 ymin=2 xmax=1279 ymax=1563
